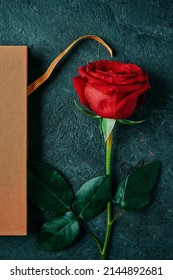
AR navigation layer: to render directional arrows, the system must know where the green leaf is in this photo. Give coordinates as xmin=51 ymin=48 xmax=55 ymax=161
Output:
xmin=73 ymin=175 xmax=111 ymax=220
xmin=38 ymin=212 xmax=79 ymax=251
xmin=74 ymin=100 xmax=100 ymax=118
xmin=102 ymin=118 xmax=116 ymax=142
xmin=27 ymin=161 xmax=73 ymax=213
xmin=113 ymin=161 xmax=161 ymax=211
xmin=117 ymin=119 xmax=146 ymax=125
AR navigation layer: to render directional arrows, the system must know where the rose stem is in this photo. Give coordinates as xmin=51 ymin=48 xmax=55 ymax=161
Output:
xmin=101 ymin=131 xmax=113 ymax=260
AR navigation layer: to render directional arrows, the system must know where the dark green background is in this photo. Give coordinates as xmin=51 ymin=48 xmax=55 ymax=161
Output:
xmin=0 ymin=0 xmax=173 ymax=260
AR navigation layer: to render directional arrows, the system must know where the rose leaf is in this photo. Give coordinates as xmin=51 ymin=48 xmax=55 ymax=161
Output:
xmin=73 ymin=175 xmax=111 ymax=220
xmin=113 ymin=161 xmax=161 ymax=211
xmin=38 ymin=212 xmax=80 ymax=251
xmin=27 ymin=160 xmax=73 ymax=213
xmin=73 ymin=100 xmax=100 ymax=118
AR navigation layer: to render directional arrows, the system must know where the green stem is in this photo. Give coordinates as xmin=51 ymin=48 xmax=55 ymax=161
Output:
xmin=110 ymin=209 xmax=121 ymax=226
xmin=106 ymin=132 xmax=112 ymax=175
xmin=101 ymin=132 xmax=113 ymax=260
xmin=79 ymin=218 xmax=102 ymax=252
xmin=71 ymin=207 xmax=102 ymax=252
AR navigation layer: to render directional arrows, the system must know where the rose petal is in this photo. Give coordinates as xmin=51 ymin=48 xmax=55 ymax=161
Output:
xmin=135 ymin=93 xmax=146 ymax=110
xmin=84 ymin=83 xmax=150 ymax=119
xmin=78 ymin=66 xmax=87 ymax=77
xmin=90 ymin=83 xmax=144 ymax=95
xmin=84 ymin=84 xmax=121 ymax=118
xmin=113 ymin=83 xmax=150 ymax=119
xmin=78 ymin=61 xmax=149 ymax=87
xmin=79 ymin=68 xmax=106 ymax=86
xmin=73 ymin=76 xmax=90 ymax=109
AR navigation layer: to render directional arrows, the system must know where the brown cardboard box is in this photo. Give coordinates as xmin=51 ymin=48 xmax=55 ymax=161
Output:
xmin=0 ymin=46 xmax=27 ymax=235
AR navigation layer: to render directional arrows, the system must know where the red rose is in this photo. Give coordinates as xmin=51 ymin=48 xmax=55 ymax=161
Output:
xmin=73 ymin=60 xmax=150 ymax=119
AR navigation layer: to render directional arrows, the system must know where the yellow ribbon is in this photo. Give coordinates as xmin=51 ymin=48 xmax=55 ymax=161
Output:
xmin=27 ymin=35 xmax=113 ymax=96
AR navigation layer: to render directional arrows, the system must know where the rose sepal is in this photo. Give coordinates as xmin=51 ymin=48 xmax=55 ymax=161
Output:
xmin=117 ymin=119 xmax=147 ymax=126
xmin=101 ymin=118 xmax=116 ymax=142
xmin=73 ymin=100 xmax=101 ymax=119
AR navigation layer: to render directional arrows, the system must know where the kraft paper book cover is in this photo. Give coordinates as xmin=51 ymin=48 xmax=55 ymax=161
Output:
xmin=0 ymin=46 xmax=27 ymax=235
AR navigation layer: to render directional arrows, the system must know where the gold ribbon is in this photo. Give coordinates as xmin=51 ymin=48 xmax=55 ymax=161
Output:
xmin=27 ymin=35 xmax=113 ymax=96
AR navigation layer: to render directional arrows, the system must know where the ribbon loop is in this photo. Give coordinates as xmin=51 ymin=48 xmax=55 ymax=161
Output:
xmin=27 ymin=35 xmax=113 ymax=96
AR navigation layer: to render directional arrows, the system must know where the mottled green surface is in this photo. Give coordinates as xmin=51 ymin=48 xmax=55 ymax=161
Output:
xmin=0 ymin=0 xmax=173 ymax=259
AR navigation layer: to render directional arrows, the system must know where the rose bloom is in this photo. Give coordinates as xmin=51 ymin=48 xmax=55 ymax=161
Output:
xmin=73 ymin=60 xmax=150 ymax=119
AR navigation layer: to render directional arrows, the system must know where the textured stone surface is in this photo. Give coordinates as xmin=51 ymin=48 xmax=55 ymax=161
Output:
xmin=0 ymin=0 xmax=173 ymax=259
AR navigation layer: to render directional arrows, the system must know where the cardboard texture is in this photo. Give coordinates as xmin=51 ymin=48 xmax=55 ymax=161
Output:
xmin=0 ymin=46 xmax=27 ymax=235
